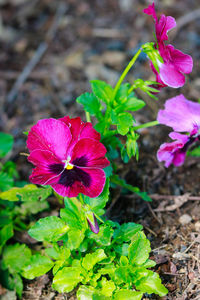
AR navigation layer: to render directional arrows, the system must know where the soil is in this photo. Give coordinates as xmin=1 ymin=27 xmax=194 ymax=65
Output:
xmin=0 ymin=0 xmax=200 ymax=299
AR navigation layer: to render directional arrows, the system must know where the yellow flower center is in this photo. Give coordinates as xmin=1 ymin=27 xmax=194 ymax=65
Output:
xmin=63 ymin=157 xmax=74 ymax=170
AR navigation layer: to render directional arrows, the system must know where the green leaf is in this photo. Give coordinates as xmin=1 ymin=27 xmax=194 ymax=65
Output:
xmin=67 ymin=228 xmax=85 ymax=250
xmin=0 ymin=223 xmax=13 ymax=249
xmin=45 ymin=246 xmax=60 ymax=260
xmin=76 ymin=92 xmax=101 ymax=117
xmin=188 ymin=146 xmax=200 ymax=157
xmin=52 ymin=247 xmax=71 ymax=274
xmin=124 ymin=98 xmax=145 ymax=112
xmin=135 ymin=271 xmax=168 ymax=297
xmin=77 ymin=286 xmax=95 ymax=300
xmin=115 ymin=83 xmax=131 ymax=102
xmin=16 ymin=200 xmax=49 ymax=216
xmin=22 ymin=254 xmax=54 ymax=280
xmin=115 ymin=266 xmax=131 ymax=284
xmin=0 ymin=185 xmax=52 ymax=202
xmin=91 ymin=80 xmax=113 ymax=103
xmin=82 ymin=249 xmax=107 ymax=270
xmin=100 ymin=277 xmax=115 ymax=297
xmin=0 ymin=172 xmax=14 ymax=192
xmin=2 ymin=243 xmax=31 ymax=274
xmin=84 ymin=178 xmax=110 ymax=215
xmin=135 ymin=191 xmax=152 ymax=202
xmin=61 ymin=197 xmax=86 ymax=230
xmin=0 ymin=132 xmax=13 ymax=158
xmin=1 ymin=161 xmax=18 ymax=179
xmin=28 ymin=216 xmax=69 ymax=242
xmin=8 ymin=273 xmax=23 ymax=297
xmin=116 ymin=112 xmax=133 ymax=135
xmin=111 ymin=175 xmax=139 ymax=193
xmin=52 ymin=267 xmax=82 ymax=293
xmin=142 ymin=259 xmax=156 ymax=268
xmin=128 ymin=232 xmax=151 ymax=265
xmin=114 ymin=222 xmax=143 ymax=242
xmin=114 ymin=290 xmax=143 ymax=300
xmin=89 ymin=224 xmax=114 ymax=246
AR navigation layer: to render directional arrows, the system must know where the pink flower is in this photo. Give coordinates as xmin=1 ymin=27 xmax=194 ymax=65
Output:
xmin=144 ymin=3 xmax=193 ymax=88
xmin=27 ymin=117 xmax=109 ymax=198
xmin=157 ymin=95 xmax=200 ymax=134
xmin=157 ymin=95 xmax=200 ymax=167
xmin=144 ymin=2 xmax=176 ymax=44
xmin=157 ymin=132 xmax=190 ymax=167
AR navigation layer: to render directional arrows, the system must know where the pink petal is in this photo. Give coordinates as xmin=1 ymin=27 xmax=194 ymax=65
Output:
xmin=156 ymin=15 xmax=176 ymax=42
xmin=158 ymin=94 xmax=200 ymax=132
xmin=167 ymin=45 xmax=193 ymax=74
xmin=172 ymin=151 xmax=187 ymax=167
xmin=71 ymin=138 xmax=110 ymax=168
xmin=28 ymin=149 xmax=61 ymax=167
xmin=51 ymin=168 xmax=106 ymax=198
xmin=28 ymin=150 xmax=63 ymax=185
xmin=60 ymin=116 xmax=100 ymax=141
xmin=159 ymin=61 xmax=186 ymax=88
xmin=29 ymin=167 xmax=60 ymax=185
xmin=143 ymin=3 xmax=157 ymax=21
xmin=27 ymin=119 xmax=72 ymax=161
xmin=169 ymin=132 xmax=189 ymax=143
xmin=80 ymin=123 xmax=101 ymax=141
xmin=157 ymin=132 xmax=189 ymax=167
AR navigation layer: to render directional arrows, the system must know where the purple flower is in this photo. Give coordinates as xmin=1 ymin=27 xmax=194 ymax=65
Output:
xmin=157 ymin=95 xmax=200 ymax=167
xmin=27 ymin=117 xmax=110 ymax=198
xmin=144 ymin=3 xmax=193 ymax=88
xmin=157 ymin=132 xmax=190 ymax=167
xmin=157 ymin=94 xmax=200 ymax=134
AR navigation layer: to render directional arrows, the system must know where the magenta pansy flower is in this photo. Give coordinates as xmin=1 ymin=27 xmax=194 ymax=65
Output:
xmin=144 ymin=3 xmax=193 ymax=88
xmin=157 ymin=132 xmax=190 ymax=167
xmin=157 ymin=95 xmax=200 ymax=167
xmin=27 ymin=117 xmax=110 ymax=198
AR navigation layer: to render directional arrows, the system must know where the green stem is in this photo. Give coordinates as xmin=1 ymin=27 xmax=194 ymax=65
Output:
xmin=113 ymin=48 xmax=142 ymax=99
xmin=94 ymin=213 xmax=104 ymax=224
xmin=79 ymin=194 xmax=85 ymax=206
xmin=85 ymin=111 xmax=91 ymax=122
xmin=132 ymin=120 xmax=159 ymax=131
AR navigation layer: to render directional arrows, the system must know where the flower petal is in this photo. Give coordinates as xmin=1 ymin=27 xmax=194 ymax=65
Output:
xmin=143 ymin=3 xmax=157 ymax=21
xmin=60 ymin=116 xmax=100 ymax=141
xmin=51 ymin=167 xmax=106 ymax=198
xmin=156 ymin=15 xmax=176 ymax=42
xmin=167 ymin=45 xmax=193 ymax=74
xmin=28 ymin=150 xmax=63 ymax=185
xmin=157 ymin=132 xmax=189 ymax=167
xmin=27 ymin=119 xmax=72 ymax=160
xmin=159 ymin=61 xmax=186 ymax=88
xmin=158 ymin=94 xmax=200 ymax=132
xmin=71 ymin=138 xmax=110 ymax=168
xmin=29 ymin=167 xmax=61 ymax=185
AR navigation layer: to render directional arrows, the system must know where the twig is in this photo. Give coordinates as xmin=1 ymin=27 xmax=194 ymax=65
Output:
xmin=6 ymin=2 xmax=68 ymax=104
xmin=171 ymin=8 xmax=200 ymax=39
xmin=92 ymin=28 xmax=125 ymax=39
xmin=150 ymin=194 xmax=200 ymax=201
xmin=143 ymin=225 xmax=157 ymax=237
xmin=147 ymin=202 xmax=162 ymax=225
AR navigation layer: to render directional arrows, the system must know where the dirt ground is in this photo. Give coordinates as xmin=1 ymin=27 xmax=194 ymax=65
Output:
xmin=0 ymin=0 xmax=200 ymax=299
